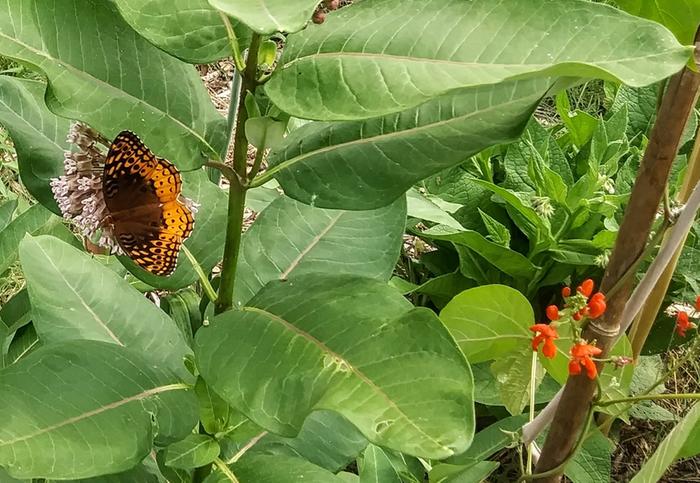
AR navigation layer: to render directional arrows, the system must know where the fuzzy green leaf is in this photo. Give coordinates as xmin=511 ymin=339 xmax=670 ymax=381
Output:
xmin=20 ymin=235 xmax=191 ymax=377
xmin=234 ymin=195 xmax=405 ymax=305
xmin=207 ymin=0 xmax=321 ymax=34
xmin=0 ymin=0 xmax=226 ymax=168
xmin=266 ymin=0 xmax=689 ymax=120
xmin=196 ymin=275 xmax=474 ymax=459
xmin=440 ymin=285 xmax=534 ymax=363
xmin=114 ymin=0 xmax=250 ymax=63
xmin=0 ymin=340 xmax=197 ymax=479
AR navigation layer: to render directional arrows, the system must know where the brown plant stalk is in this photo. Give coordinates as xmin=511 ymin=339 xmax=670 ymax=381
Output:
xmin=533 ymin=36 xmax=700 ymax=481
xmin=628 ymin=118 xmax=700 ymax=358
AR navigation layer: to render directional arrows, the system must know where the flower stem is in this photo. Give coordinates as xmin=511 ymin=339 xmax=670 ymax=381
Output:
xmin=526 ymin=350 xmax=538 ymax=475
xmin=181 ymin=245 xmax=217 ymax=304
xmin=215 ymin=33 xmax=261 ymax=314
xmin=213 ymin=457 xmax=240 ymax=483
xmin=596 ymin=392 xmax=700 ymax=408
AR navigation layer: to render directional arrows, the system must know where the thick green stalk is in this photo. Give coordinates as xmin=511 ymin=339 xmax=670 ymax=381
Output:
xmin=216 ymin=180 xmax=246 ymax=313
xmin=215 ymin=34 xmax=261 ymax=314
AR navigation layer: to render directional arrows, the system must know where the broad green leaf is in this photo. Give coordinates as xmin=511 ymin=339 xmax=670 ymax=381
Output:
xmin=232 ymin=454 xmax=349 ymax=483
xmin=122 ymin=171 xmax=228 ymax=290
xmin=245 ymin=185 xmax=282 ymax=212
xmin=156 ymin=450 xmax=191 ymax=483
xmin=391 ymin=272 xmax=474 ymax=310
xmin=446 ymin=414 xmax=528 ymax=465
xmin=430 ymin=461 xmax=499 ymax=483
xmin=266 ymin=0 xmax=689 ymax=120
xmin=503 ymin=118 xmax=573 ymax=193
xmin=164 ymin=434 xmax=220 ymax=469
xmin=469 ymin=179 xmax=550 ymax=245
xmin=631 ymin=401 xmax=700 ymax=482
xmin=207 ymin=0 xmax=321 ymax=34
xmin=469 ymin=363 xmax=561 ymax=407
xmin=216 ymin=414 xmax=266 ymax=461
xmin=338 ymin=473 xmax=360 ymax=483
xmin=439 ymin=285 xmax=534 ymax=363
xmin=114 ymin=0 xmax=250 ymax=63
xmin=358 ymin=444 xmax=423 ymax=483
xmin=266 ymin=78 xmax=551 ymax=209
xmin=5 ymin=325 xmax=41 ymax=366
xmin=0 ymin=468 xmax=27 ymax=482
xmin=555 ymin=91 xmax=598 ymax=148
xmin=491 ymin=347 xmax=544 ymax=415
xmin=478 ymin=209 xmax=511 ymax=247
xmin=629 ymin=401 xmax=677 ymax=422
xmin=0 ymin=340 xmax=197 ymax=479
xmin=0 ymin=288 xmax=30 ymax=335
xmin=421 ymin=225 xmax=538 ymax=280
xmin=161 ymin=289 xmax=201 ymax=346
xmin=195 ymin=377 xmax=231 ymax=435
xmin=0 ymin=0 xmax=226 ymax=168
xmin=612 ymin=84 xmax=658 ymax=138
xmin=234 ymin=195 xmax=406 ymax=305
xmin=196 ymin=275 xmax=474 ymax=459
xmin=0 ymin=199 xmax=17 ymax=230
xmin=406 ymin=189 xmax=464 ymax=230
xmin=615 ymin=0 xmax=700 ymax=44
xmin=52 ymin=460 xmax=166 ymax=482
xmin=0 ymin=204 xmax=54 ymax=274
xmin=0 ymin=77 xmax=69 ymax=212
xmin=20 ymin=235 xmax=191 ymax=376
xmin=550 ymin=249 xmax=599 ymax=266
xmin=245 ymin=117 xmax=286 ymax=150
xmin=565 ymin=428 xmax=613 ymax=483
xmin=253 ymin=410 xmax=368 ymax=473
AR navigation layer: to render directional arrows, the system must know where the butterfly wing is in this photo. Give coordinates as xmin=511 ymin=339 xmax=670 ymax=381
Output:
xmin=103 ymin=131 xmax=193 ymax=276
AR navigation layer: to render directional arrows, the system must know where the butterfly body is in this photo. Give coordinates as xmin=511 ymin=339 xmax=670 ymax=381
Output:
xmin=103 ymin=131 xmax=194 ymax=276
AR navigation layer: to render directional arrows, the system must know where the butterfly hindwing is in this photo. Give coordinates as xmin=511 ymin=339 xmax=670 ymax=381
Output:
xmin=103 ymin=131 xmax=194 ymax=277
xmin=115 ymin=229 xmax=182 ymax=276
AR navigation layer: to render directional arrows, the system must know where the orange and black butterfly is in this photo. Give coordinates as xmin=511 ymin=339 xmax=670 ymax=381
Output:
xmin=102 ymin=131 xmax=194 ymax=276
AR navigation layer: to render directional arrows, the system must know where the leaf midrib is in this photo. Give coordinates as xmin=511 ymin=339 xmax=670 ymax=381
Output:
xmin=243 ymin=305 xmax=452 ymax=454
xmin=0 ymin=31 xmax=220 ymax=160
xmin=267 ymin=83 xmax=546 ymax=179
xmin=33 ymin=242 xmax=124 ymax=346
xmin=281 ymin=49 xmax=677 ymax=71
xmin=0 ymin=383 xmax=186 ymax=446
xmin=278 ymin=211 xmax=344 ymax=279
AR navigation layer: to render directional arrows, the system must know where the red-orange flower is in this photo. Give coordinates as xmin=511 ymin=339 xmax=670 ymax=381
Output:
xmin=568 ymin=342 xmax=602 ymax=379
xmin=546 ymin=305 xmax=559 ymax=321
xmin=562 ymin=286 xmax=571 ymax=298
xmin=577 ymin=279 xmax=595 ymax=298
xmin=695 ymin=295 xmax=700 ymax=312
xmin=587 ymin=292 xmax=607 ymax=319
xmin=676 ymin=311 xmax=692 ymax=337
xmin=530 ymin=324 xmax=558 ymax=359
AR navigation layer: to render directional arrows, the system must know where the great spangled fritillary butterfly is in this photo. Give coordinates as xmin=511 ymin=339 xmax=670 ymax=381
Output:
xmin=103 ymin=131 xmax=194 ymax=276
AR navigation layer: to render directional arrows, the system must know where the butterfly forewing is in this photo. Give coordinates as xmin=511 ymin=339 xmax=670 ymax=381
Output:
xmin=103 ymin=131 xmax=194 ymax=276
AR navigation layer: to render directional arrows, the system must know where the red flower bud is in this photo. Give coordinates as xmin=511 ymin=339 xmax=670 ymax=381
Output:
xmin=562 ymin=286 xmax=571 ymax=298
xmin=587 ymin=293 xmax=607 ymax=319
xmin=546 ymin=305 xmax=559 ymax=321
xmin=676 ymin=310 xmax=692 ymax=337
xmin=577 ymin=279 xmax=594 ymax=298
